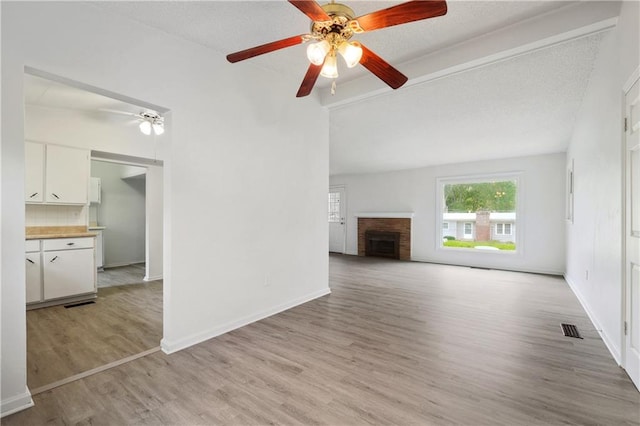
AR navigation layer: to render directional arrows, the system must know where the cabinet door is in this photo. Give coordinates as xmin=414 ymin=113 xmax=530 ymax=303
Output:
xmin=25 ymin=142 xmax=44 ymax=203
xmin=26 ymin=253 xmax=42 ymax=303
xmin=43 ymin=249 xmax=95 ymax=300
xmin=45 ymin=145 xmax=89 ymax=204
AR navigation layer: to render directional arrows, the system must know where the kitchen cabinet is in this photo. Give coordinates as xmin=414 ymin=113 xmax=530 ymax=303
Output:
xmin=45 ymin=145 xmax=90 ymax=204
xmin=25 ymin=142 xmax=90 ymax=205
xmin=25 ymin=240 xmax=42 ymax=303
xmin=25 ymin=142 xmax=44 ymax=202
xmin=26 ymin=237 xmax=96 ymax=307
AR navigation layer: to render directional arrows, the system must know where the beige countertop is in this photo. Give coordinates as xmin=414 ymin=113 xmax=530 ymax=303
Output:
xmin=26 ymin=226 xmax=97 ymax=240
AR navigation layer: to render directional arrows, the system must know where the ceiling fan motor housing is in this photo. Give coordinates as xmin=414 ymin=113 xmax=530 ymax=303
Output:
xmin=311 ymin=2 xmax=361 ymax=44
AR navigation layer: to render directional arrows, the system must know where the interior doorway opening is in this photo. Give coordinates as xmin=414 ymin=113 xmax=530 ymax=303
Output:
xmin=23 ymin=70 xmax=167 ymax=394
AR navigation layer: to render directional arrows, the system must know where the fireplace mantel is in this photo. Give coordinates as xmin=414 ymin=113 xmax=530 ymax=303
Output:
xmin=355 ymin=212 xmax=414 ymax=219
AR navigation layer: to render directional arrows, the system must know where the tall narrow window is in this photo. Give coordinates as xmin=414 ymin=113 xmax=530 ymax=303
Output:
xmin=328 ymin=192 xmax=341 ymax=222
xmin=438 ymin=174 xmax=518 ymax=252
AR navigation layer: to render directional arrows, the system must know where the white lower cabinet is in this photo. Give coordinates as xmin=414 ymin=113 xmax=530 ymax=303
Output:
xmin=43 ymin=249 xmax=95 ymax=300
xmin=25 ymin=253 xmax=42 ymax=303
xmin=26 ymin=237 xmax=96 ymax=307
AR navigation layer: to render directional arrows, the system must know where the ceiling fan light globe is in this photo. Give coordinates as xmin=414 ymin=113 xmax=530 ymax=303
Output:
xmin=320 ymin=53 xmax=339 ymax=79
xmin=139 ymin=120 xmax=152 ymax=135
xmin=152 ymin=123 xmax=165 ymax=136
xmin=338 ymin=41 xmax=362 ymax=68
xmin=306 ymin=40 xmax=330 ymax=65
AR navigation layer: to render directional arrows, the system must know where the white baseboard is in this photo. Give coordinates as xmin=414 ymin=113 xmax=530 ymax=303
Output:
xmin=161 ymin=287 xmax=331 ymax=354
xmin=564 ymin=274 xmax=622 ymax=365
xmin=143 ymin=274 xmax=163 ymax=282
xmin=1 ymin=388 xmax=34 ymax=418
xmin=103 ymin=261 xmax=145 ymax=269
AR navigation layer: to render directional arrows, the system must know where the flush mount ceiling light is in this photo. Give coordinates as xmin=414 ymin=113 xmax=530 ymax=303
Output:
xmin=226 ymin=0 xmax=447 ymax=97
xmin=138 ymin=111 xmax=164 ymax=136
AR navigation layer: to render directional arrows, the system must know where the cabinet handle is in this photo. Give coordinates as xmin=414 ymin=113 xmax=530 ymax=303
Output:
xmin=51 ymin=193 xmax=60 ymax=199
xmin=66 ymin=242 xmax=75 ymax=246
xmin=50 ymin=256 xmax=59 ymax=263
xmin=29 ymin=192 xmax=38 ymax=198
xmin=26 ymin=258 xmax=35 ymax=264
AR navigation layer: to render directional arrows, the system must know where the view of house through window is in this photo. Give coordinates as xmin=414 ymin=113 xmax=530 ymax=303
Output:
xmin=441 ymin=178 xmax=517 ymax=251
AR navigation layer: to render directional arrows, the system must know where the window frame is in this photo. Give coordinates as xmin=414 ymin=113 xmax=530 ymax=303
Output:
xmin=436 ymin=172 xmax=522 ymax=255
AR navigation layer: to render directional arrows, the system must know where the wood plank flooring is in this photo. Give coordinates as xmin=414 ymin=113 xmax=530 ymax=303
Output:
xmin=6 ymin=254 xmax=639 ymax=425
xmin=26 ymin=275 xmax=162 ymax=390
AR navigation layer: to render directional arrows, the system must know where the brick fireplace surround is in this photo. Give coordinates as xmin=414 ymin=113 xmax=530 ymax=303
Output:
xmin=358 ymin=217 xmax=411 ymax=260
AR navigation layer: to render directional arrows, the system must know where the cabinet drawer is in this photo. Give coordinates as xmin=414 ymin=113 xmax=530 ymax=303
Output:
xmin=25 ymin=240 xmax=40 ymax=253
xmin=43 ymin=237 xmax=94 ymax=251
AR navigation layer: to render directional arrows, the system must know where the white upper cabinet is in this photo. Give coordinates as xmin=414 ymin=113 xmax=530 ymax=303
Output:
xmin=25 ymin=143 xmax=90 ymax=205
xmin=25 ymin=141 xmax=45 ymax=202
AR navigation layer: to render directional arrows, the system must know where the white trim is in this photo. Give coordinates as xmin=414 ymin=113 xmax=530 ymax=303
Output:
xmin=623 ymin=66 xmax=640 ymax=93
xmin=355 ymin=212 xmax=414 ymax=219
xmin=30 ymin=347 xmax=160 ymax=396
xmin=1 ymin=389 xmax=34 ymax=418
xmin=143 ymin=274 xmax=163 ymax=282
xmin=564 ymin=275 xmax=622 ymax=365
xmin=103 ymin=260 xmax=145 ymax=269
xmin=161 ymin=287 xmax=331 ymax=354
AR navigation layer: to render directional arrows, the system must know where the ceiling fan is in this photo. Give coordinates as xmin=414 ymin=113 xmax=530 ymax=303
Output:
xmin=226 ymin=0 xmax=448 ymax=97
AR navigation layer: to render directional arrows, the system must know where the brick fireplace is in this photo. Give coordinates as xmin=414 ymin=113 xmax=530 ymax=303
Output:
xmin=358 ymin=216 xmax=411 ymax=260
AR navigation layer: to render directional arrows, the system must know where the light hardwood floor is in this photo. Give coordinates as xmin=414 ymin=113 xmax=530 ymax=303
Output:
xmin=26 ymin=272 xmax=162 ymax=390
xmin=7 ymin=254 xmax=639 ymax=425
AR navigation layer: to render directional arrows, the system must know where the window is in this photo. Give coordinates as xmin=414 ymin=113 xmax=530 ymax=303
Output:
xmin=495 ymin=223 xmax=512 ymax=235
xmin=328 ymin=192 xmax=341 ymax=222
xmin=437 ymin=173 xmax=519 ymax=252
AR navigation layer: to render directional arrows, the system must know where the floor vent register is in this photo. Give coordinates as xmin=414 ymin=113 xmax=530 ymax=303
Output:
xmin=561 ymin=323 xmax=583 ymax=339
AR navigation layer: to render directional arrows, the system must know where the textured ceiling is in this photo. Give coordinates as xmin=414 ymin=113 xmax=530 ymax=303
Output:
xmin=329 ymin=32 xmax=605 ymax=174
xmin=26 ymin=1 xmax=613 ymax=176
xmin=90 ymin=1 xmax=573 ymax=89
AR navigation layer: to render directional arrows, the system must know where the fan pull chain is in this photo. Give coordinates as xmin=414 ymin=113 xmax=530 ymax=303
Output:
xmin=331 ymin=80 xmax=337 ymax=95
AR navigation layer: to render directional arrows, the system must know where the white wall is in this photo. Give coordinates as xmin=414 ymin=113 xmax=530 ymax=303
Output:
xmin=145 ymin=165 xmax=163 ymax=281
xmin=565 ymin=1 xmax=639 ymax=364
xmin=331 ymin=152 xmax=566 ymax=274
xmin=91 ymin=161 xmax=146 ymax=268
xmin=1 ymin=2 xmax=329 ymax=416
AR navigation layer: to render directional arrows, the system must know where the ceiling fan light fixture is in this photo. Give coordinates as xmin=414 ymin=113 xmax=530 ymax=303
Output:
xmin=152 ymin=122 xmax=165 ymax=136
xmin=139 ymin=111 xmax=164 ymax=136
xmin=320 ymin=52 xmax=339 ymax=79
xmin=139 ymin=120 xmax=152 ymax=136
xmin=338 ymin=41 xmax=362 ymax=68
xmin=307 ymin=40 xmax=330 ymax=65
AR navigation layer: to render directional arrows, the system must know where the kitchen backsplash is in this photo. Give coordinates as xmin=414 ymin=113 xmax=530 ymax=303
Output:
xmin=25 ymin=204 xmax=87 ymax=226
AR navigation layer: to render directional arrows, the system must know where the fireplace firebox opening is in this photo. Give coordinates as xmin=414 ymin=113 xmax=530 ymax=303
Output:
xmin=365 ymin=230 xmax=401 ymax=259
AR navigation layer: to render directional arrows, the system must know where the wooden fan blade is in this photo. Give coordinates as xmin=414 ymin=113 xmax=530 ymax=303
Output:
xmin=355 ymin=0 xmax=447 ymax=32
xmin=359 ymin=44 xmax=408 ymax=89
xmin=227 ymin=35 xmax=305 ymax=63
xmin=296 ymin=63 xmax=323 ymax=97
xmin=288 ymin=0 xmax=331 ymax=21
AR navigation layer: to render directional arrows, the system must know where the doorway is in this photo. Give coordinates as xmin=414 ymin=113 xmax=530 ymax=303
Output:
xmin=23 ymin=71 xmax=166 ymax=393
